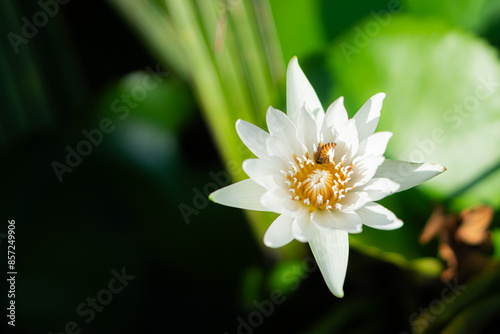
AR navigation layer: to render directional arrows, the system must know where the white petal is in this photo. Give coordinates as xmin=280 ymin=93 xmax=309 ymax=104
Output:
xmin=296 ymin=104 xmax=319 ymax=156
xmin=236 ymin=120 xmax=270 ymax=159
xmin=292 ymin=214 xmax=318 ymax=242
xmin=353 ymin=93 xmax=385 ymax=142
xmin=242 ymin=159 xmax=280 ymax=189
xmin=356 ymin=202 xmax=403 ymax=230
xmin=271 ymin=183 xmax=293 ymax=198
xmin=209 ymin=179 xmax=268 ymax=211
xmin=273 ymin=187 xmax=290 ymax=197
xmin=350 ymin=155 xmax=385 ymax=187
xmin=356 ymin=177 xmax=400 ymax=202
xmin=357 ymin=131 xmax=393 ymax=157
xmin=260 ymin=190 xmax=286 ymax=214
xmin=311 ymin=209 xmax=335 ymax=230
xmin=266 ymin=106 xmax=304 ymax=155
xmin=262 ymin=188 xmax=310 ymax=218
xmin=308 ymin=228 xmax=349 ymax=297
xmin=263 ymin=214 xmax=294 ymax=248
xmin=266 ymin=135 xmax=294 ymax=161
xmin=339 ymin=191 xmax=370 ymax=212
xmin=286 ymin=57 xmax=324 ymax=125
xmin=331 ymin=210 xmax=363 ymax=233
xmin=282 ymin=199 xmax=310 ymax=218
xmin=306 ymin=102 xmax=325 ymax=133
xmin=334 ymin=119 xmax=359 ymax=162
xmin=322 ymin=96 xmax=348 ymax=142
xmin=374 ymin=160 xmax=446 ymax=192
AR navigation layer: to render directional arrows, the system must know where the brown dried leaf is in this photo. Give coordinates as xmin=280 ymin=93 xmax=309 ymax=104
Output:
xmin=419 ymin=206 xmax=456 ymax=244
xmin=420 ymin=204 xmax=494 ymax=281
xmin=455 ymin=205 xmax=493 ymax=245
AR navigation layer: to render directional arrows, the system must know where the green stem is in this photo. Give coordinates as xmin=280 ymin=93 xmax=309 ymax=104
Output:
xmin=195 ymin=0 xmax=256 ymax=125
xmin=164 ymin=0 xmax=245 ymax=179
xmin=228 ymin=0 xmax=274 ymax=119
xmin=109 ymin=0 xmax=301 ymax=260
xmin=253 ymin=0 xmax=285 ymax=85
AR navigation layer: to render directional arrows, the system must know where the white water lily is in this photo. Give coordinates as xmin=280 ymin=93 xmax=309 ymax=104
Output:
xmin=209 ymin=57 xmax=445 ymax=297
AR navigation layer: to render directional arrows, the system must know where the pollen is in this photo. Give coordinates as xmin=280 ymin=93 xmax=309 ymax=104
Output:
xmin=286 ymin=143 xmax=354 ymax=211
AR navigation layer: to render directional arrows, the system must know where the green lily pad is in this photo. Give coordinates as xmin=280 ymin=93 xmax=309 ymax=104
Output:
xmin=324 ymin=15 xmax=500 ymax=269
xmin=402 ymin=0 xmax=500 ymax=33
xmin=328 ymin=16 xmax=500 ymax=212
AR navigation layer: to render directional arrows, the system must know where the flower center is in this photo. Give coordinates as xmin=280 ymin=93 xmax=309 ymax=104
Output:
xmin=285 ymin=143 xmax=354 ymax=211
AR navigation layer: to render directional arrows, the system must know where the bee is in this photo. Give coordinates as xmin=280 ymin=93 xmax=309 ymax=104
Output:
xmin=315 ymin=142 xmax=336 ymax=164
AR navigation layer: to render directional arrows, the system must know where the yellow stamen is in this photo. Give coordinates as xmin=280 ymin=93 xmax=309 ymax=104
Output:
xmin=286 ymin=143 xmax=354 ymax=211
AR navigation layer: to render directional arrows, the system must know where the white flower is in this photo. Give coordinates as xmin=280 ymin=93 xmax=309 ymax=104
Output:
xmin=209 ymin=57 xmax=445 ymax=297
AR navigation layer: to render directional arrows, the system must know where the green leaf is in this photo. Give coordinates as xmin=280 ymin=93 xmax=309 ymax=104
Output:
xmin=266 ymin=259 xmax=308 ymax=295
xmin=402 ymin=0 xmax=500 ymax=33
xmin=97 ymin=72 xmax=195 ymax=133
xmin=328 ymin=16 xmax=500 ymax=212
xmin=412 ymin=262 xmax=500 ymax=334
xmin=492 ymin=228 xmax=500 ymax=259
xmin=240 ymin=265 xmax=265 ymax=310
xmin=319 ymin=0 xmax=403 ymax=41
xmin=269 ymin=0 xmax=327 ymax=61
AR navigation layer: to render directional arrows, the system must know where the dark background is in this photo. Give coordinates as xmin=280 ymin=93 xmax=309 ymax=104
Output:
xmin=2 ymin=0 xmax=500 ymax=333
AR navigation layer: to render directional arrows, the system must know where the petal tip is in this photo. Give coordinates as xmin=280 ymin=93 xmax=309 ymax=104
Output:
xmin=327 ymin=282 xmax=345 ymax=298
xmin=263 ymin=238 xmax=285 ymax=249
xmin=235 ymin=119 xmax=243 ymax=130
xmin=333 ymin=290 xmax=344 ymax=298
xmin=390 ymin=180 xmax=401 ymax=193
xmin=287 ymin=56 xmax=299 ymax=72
xmin=235 ymin=119 xmax=243 ymax=125
xmin=394 ymin=220 xmax=404 ymax=229
xmin=208 ymin=191 xmax=218 ymax=203
xmin=429 ymin=163 xmax=447 ymax=174
xmin=263 ymin=238 xmax=274 ymax=248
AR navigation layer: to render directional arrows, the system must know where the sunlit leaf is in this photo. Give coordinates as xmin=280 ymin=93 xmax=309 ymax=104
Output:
xmin=329 ymin=16 xmax=500 ymax=212
xmin=402 ymin=0 xmax=500 ymax=33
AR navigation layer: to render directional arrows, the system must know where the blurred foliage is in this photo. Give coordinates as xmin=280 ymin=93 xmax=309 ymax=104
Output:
xmin=413 ymin=262 xmax=500 ymax=334
xmin=403 ymin=0 xmax=500 ymax=33
xmin=329 ymin=16 xmax=500 ymax=212
xmin=269 ymin=0 xmax=327 ymax=61
xmin=2 ymin=0 xmax=500 ymax=333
